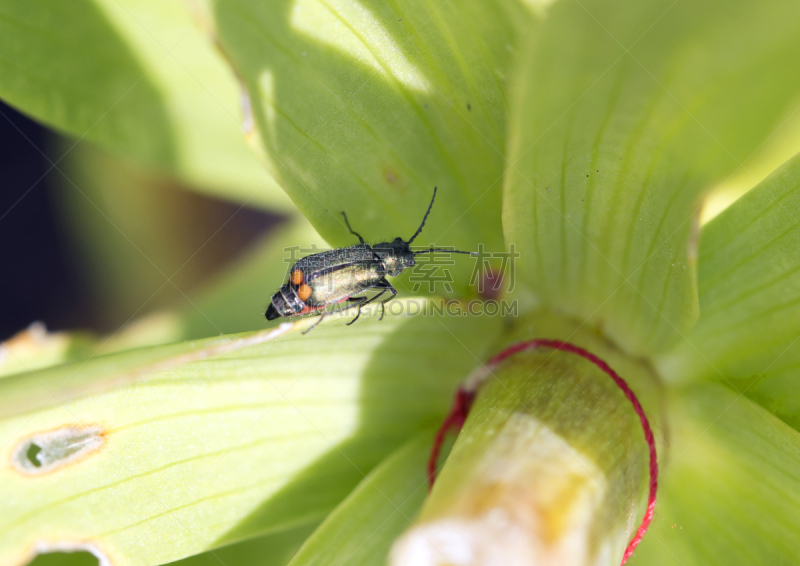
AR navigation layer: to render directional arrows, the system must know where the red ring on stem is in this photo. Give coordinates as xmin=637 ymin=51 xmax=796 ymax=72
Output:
xmin=427 ymin=339 xmax=658 ymax=566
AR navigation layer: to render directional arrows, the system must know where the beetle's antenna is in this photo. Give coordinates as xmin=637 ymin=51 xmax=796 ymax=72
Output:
xmin=407 ymin=187 xmax=477 ymax=255
xmin=407 ymin=186 xmax=437 ymax=245
xmin=413 ymin=248 xmax=477 ymax=256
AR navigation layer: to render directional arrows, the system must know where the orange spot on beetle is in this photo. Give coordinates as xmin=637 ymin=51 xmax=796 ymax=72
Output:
xmin=297 ymin=284 xmax=312 ymax=301
xmin=290 ymin=270 xmax=304 ymax=285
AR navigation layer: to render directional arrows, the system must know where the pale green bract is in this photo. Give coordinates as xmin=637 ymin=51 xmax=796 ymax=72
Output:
xmin=212 ymin=0 xmax=532 ymax=294
xmin=1 ymin=0 xmax=800 ymax=564
xmin=504 ymin=0 xmax=800 ymax=356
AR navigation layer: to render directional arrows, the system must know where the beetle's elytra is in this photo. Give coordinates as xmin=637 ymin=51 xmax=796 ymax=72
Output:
xmin=265 ymin=187 xmax=474 ymax=333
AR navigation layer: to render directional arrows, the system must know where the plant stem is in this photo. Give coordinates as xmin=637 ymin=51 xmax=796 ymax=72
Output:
xmin=391 ymin=346 xmax=651 ymax=566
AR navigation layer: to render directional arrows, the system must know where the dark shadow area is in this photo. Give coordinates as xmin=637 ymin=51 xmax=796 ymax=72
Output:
xmin=0 ymin=102 xmax=89 ymax=339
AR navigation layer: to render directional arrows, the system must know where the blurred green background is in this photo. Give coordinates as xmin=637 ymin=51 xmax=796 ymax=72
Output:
xmin=0 ymin=100 xmax=283 ymax=340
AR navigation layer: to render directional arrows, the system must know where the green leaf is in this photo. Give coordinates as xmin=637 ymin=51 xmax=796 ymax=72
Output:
xmin=700 ymin=102 xmax=800 ymax=225
xmin=657 ymin=153 xmax=800 ymax=430
xmin=168 ymin=522 xmax=318 ymax=566
xmin=288 ymin=433 xmax=432 ymax=566
xmin=0 ymin=0 xmax=292 ymax=210
xmin=23 ymin=521 xmax=317 ymax=566
xmin=0 ymin=304 xmax=498 ymax=566
xmin=633 ymin=383 xmax=800 ymax=565
xmin=0 ymin=324 xmax=99 ymax=380
xmin=212 ymin=0 xmax=533 ymax=294
xmin=503 ymin=0 xmax=800 ymax=355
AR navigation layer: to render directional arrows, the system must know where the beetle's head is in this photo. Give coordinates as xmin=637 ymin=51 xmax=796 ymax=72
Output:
xmin=374 ymin=237 xmax=415 ymax=276
xmin=372 ymin=188 xmax=475 ymax=278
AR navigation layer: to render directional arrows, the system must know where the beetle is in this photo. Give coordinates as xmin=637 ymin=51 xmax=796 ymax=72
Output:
xmin=265 ymin=186 xmax=474 ymax=332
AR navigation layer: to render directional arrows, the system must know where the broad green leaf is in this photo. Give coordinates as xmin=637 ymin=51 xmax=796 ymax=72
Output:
xmin=288 ymin=433 xmax=432 ymax=566
xmin=503 ymin=0 xmax=800 ymax=355
xmin=657 ymin=153 xmax=800 ymax=430
xmin=212 ymin=0 xmax=533 ymax=294
xmin=0 ymin=0 xmax=292 ymax=210
xmin=0 ymin=315 xmax=192 ymax=382
xmin=633 ymin=383 xmax=800 ymax=565
xmin=0 ymin=324 xmax=98 ymax=380
xmin=0 ymin=304 xmax=498 ymax=566
xmin=0 ymin=326 xmax=292 ymax=421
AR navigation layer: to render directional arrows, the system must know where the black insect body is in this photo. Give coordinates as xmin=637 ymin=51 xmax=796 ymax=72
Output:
xmin=265 ymin=187 xmax=474 ymax=332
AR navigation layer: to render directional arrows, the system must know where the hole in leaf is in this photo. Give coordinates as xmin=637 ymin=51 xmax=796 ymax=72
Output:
xmin=13 ymin=426 xmax=105 ymax=474
xmin=28 ymin=550 xmax=98 ymax=566
xmin=25 ymin=442 xmax=43 ymax=467
xmin=27 ymin=541 xmax=111 ymax=566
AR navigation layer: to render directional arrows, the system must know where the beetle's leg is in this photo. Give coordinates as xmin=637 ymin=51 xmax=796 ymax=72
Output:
xmin=301 ymin=310 xmax=327 ymax=335
xmin=341 ymin=211 xmax=366 ymax=244
xmin=341 ymin=296 xmax=368 ymax=317
xmin=302 ymin=298 xmax=366 ymax=334
xmin=347 ymin=280 xmax=398 ymax=324
xmin=346 ymin=294 xmax=377 ymax=326
xmin=375 ymin=280 xmax=398 ymax=321
xmin=326 ymin=296 xmax=368 ymax=315
xmin=349 ymin=285 xmax=399 ymax=325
